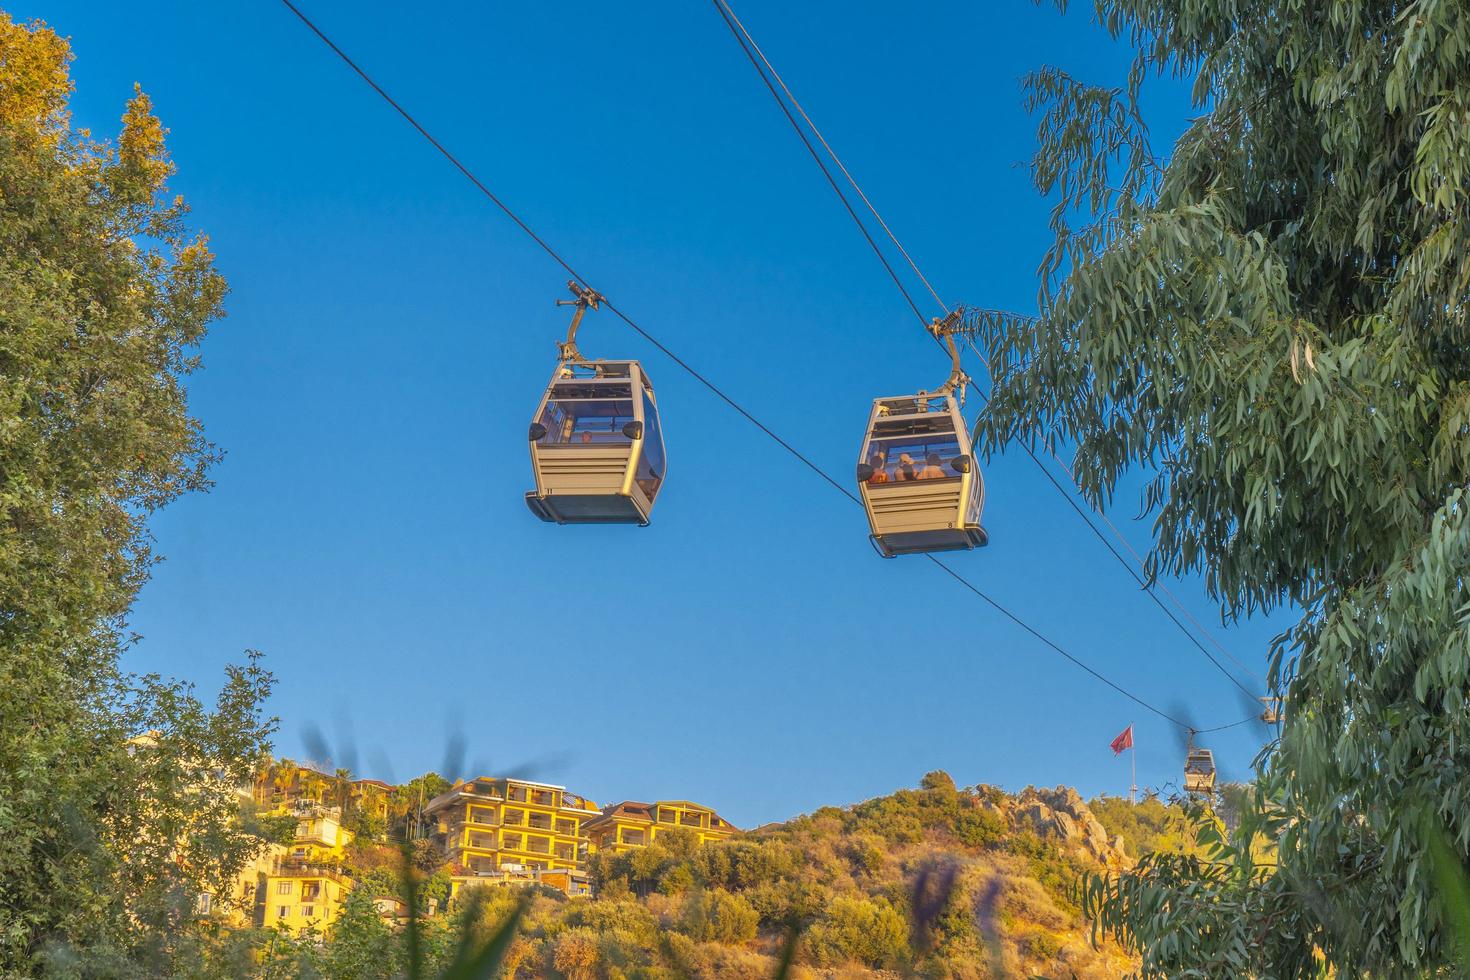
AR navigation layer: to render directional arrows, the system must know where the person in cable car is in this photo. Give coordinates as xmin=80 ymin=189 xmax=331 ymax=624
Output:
xmin=866 ymin=452 xmax=889 ymax=484
xmin=919 ymin=453 xmax=945 ymax=479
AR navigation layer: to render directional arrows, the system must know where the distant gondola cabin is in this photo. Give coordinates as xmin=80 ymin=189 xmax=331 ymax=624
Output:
xmin=1183 ymin=748 xmax=1216 ymax=796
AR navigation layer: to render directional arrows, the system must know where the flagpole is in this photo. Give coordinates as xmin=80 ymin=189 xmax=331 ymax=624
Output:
xmin=1129 ymin=725 xmax=1137 ymax=803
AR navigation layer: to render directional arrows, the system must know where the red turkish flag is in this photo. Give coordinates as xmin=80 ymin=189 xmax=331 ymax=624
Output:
xmin=1110 ymin=725 xmax=1134 ymax=755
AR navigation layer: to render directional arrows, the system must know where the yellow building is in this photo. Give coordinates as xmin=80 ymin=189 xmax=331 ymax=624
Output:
xmin=446 ymin=866 xmax=593 ymax=902
xmin=584 ymin=800 xmax=738 ymax=854
xmin=351 ymin=778 xmax=394 ymax=825
xmin=286 ymin=805 xmax=354 ymax=863
xmin=254 ymin=763 xmax=335 ymax=810
xmin=426 ymin=777 xmax=599 ymax=876
xmin=260 ymin=857 xmax=352 ymax=932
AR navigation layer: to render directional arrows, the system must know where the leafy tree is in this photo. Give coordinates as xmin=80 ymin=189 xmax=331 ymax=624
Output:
xmin=1087 ymin=794 xmax=1192 ymax=859
xmin=978 ymin=0 xmax=1470 ymax=972
xmin=550 ymin=927 xmax=599 ymax=980
xmin=0 ymin=12 xmax=280 ymax=975
xmin=919 ymin=770 xmax=957 ymax=795
xmin=802 ymin=894 xmax=909 ymax=969
xmin=323 ymin=889 xmax=398 ymax=980
xmin=677 ymin=890 xmax=759 ymax=945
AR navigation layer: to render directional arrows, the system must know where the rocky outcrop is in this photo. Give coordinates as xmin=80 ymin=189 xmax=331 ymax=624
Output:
xmin=976 ymin=784 xmax=1131 ymax=868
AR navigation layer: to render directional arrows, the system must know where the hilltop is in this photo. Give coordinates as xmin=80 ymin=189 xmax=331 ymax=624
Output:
xmin=254 ymin=772 xmax=1178 ymax=979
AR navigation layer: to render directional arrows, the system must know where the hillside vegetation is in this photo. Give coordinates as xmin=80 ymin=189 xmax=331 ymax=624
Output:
xmin=255 ymin=772 xmax=1156 ymax=979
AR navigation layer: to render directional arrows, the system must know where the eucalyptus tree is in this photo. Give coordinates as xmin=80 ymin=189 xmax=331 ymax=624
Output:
xmin=976 ymin=1 xmax=1470 ymax=974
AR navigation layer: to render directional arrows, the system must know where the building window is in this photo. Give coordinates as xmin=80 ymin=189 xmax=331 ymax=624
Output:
xmin=556 ymin=819 xmax=575 ymax=835
xmin=503 ymin=809 xmax=524 ymax=826
xmin=502 ymin=834 xmax=522 ymax=851
xmin=658 ymin=810 xmax=675 ymax=823
xmin=302 ymin=905 xmax=315 ymax=918
xmin=277 ymin=905 xmax=289 ymax=919
xmin=276 ymin=882 xmax=292 ymax=895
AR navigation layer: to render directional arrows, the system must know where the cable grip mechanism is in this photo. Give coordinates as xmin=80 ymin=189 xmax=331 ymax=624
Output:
xmin=554 ymin=280 xmax=604 ymax=364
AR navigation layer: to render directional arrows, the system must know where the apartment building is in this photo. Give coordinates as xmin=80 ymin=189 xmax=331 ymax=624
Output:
xmin=584 ymin=800 xmax=738 ymax=854
xmin=426 ymin=777 xmax=600 ymax=875
xmin=259 ymin=857 xmax=352 ymax=932
xmin=447 ymin=866 xmax=593 ymax=902
xmin=286 ymin=804 xmax=354 ymax=863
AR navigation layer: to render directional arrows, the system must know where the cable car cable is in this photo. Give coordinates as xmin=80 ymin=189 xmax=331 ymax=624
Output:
xmin=711 ymin=0 xmax=949 ymax=315
xmin=711 ymin=0 xmax=1264 ymax=698
xmin=960 ymin=336 xmax=1267 ymax=687
xmin=279 ymin=0 xmax=853 ymax=506
xmin=709 ymin=0 xmax=929 ymax=328
xmin=278 ymin=0 xmax=1254 ymax=735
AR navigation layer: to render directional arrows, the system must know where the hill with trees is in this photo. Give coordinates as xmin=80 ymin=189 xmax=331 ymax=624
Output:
xmin=242 ymin=771 xmax=1158 ymax=979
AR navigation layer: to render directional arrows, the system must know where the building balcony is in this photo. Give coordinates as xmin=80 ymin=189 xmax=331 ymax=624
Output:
xmin=270 ymin=857 xmax=351 ymax=886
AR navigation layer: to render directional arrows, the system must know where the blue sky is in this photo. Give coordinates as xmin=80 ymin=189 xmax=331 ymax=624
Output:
xmin=27 ymin=0 xmax=1289 ymax=827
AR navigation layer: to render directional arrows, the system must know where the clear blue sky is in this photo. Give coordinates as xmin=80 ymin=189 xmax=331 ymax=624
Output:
xmin=27 ymin=0 xmax=1290 ymax=827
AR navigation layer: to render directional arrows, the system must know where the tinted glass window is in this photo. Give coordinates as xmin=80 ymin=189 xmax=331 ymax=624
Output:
xmin=863 ymin=434 xmax=964 ymax=484
xmin=635 ymin=388 xmax=664 ymax=499
xmin=537 ymin=392 xmax=636 ymax=446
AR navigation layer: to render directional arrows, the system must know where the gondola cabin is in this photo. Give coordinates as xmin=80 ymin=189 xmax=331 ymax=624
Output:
xmin=1183 ymin=748 xmax=1216 ymax=796
xmin=525 ymin=360 xmax=665 ymax=525
xmin=1259 ymin=696 xmax=1282 ymax=725
xmin=856 ymin=392 xmax=987 ymax=557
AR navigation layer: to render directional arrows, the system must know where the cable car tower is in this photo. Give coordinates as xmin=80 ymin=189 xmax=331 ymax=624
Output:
xmin=856 ymin=309 xmax=988 ymax=557
xmin=525 ymin=282 xmax=667 ymax=525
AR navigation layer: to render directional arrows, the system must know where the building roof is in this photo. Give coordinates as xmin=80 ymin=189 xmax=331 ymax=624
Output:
xmin=424 ymin=777 xmax=600 ymax=816
xmin=586 ymin=800 xmax=739 ymax=832
xmin=353 ymin=778 xmax=395 ymax=791
xmin=590 ymin=801 xmax=655 ymax=824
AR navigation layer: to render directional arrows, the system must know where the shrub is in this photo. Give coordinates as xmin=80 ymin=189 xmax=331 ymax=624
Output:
xmin=802 ymin=894 xmax=909 ymax=968
xmin=677 ymin=889 xmax=759 ymax=944
xmin=921 ymin=771 xmax=958 ymax=794
xmin=551 ymin=927 xmax=600 ymax=980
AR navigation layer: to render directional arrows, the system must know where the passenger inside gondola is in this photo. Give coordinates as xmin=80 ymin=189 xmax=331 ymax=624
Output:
xmin=895 ymin=454 xmax=918 ymax=481
xmin=919 ymin=453 xmax=945 ymax=479
xmin=866 ymin=452 xmax=889 ymax=484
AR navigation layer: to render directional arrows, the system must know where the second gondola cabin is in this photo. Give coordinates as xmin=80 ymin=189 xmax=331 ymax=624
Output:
xmin=1183 ymin=748 xmax=1216 ymax=795
xmin=525 ymin=359 xmax=665 ymax=525
xmin=856 ymin=392 xmax=987 ymax=557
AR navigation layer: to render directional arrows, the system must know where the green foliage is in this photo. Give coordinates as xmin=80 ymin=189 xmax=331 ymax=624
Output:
xmin=0 ymin=11 xmax=282 ymax=976
xmin=801 ymin=894 xmax=909 ymax=968
xmin=289 ymin=776 xmax=1130 ymax=977
xmin=677 ymin=889 xmax=759 ymax=944
xmin=1423 ymin=817 xmax=1470 ymax=976
xmin=1087 ymin=794 xmax=1192 ymax=859
xmin=976 ymin=0 xmax=1470 ymax=973
xmin=920 ymin=770 xmax=957 ymax=794
xmin=322 ymin=889 xmax=399 ymax=979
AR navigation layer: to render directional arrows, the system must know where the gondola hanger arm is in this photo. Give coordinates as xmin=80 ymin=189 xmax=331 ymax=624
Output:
xmin=926 ymin=308 xmax=970 ymax=403
xmin=554 ymin=280 xmax=604 ymax=364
